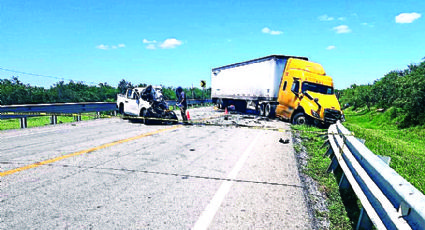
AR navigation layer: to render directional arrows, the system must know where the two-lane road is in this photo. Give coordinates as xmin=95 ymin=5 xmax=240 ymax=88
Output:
xmin=1 ymin=107 xmax=312 ymax=229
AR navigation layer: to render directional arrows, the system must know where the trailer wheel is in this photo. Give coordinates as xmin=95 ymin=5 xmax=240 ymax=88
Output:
xmin=217 ymin=98 xmax=223 ymax=109
xmin=264 ymin=103 xmax=275 ymax=118
xmin=292 ymin=112 xmax=308 ymax=125
xmin=259 ymin=104 xmax=265 ymax=116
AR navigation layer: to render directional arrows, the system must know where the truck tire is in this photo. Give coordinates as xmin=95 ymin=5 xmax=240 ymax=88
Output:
xmin=217 ymin=98 xmax=223 ymax=109
xmin=292 ymin=112 xmax=308 ymax=125
xmin=264 ymin=103 xmax=275 ymax=118
xmin=119 ymin=103 xmax=124 ymax=114
xmin=259 ymin=104 xmax=265 ymax=116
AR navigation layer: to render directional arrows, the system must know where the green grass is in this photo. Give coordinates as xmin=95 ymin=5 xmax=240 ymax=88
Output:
xmin=0 ymin=114 xmax=100 ymax=131
xmin=292 ymin=125 xmax=355 ymax=229
xmin=343 ymin=107 xmax=425 ymax=194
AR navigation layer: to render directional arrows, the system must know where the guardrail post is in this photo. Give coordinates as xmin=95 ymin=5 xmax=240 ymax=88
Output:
xmin=74 ymin=114 xmax=82 ymax=122
xmin=20 ymin=117 xmax=27 ymax=128
xmin=338 ymin=173 xmax=350 ymax=189
xmin=356 ymin=208 xmax=373 ymax=230
xmin=326 ymin=155 xmax=339 ymax=173
xmin=50 ymin=115 xmax=57 ymax=125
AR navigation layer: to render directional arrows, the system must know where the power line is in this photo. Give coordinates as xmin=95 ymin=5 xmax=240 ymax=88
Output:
xmin=0 ymin=67 xmax=98 ymax=85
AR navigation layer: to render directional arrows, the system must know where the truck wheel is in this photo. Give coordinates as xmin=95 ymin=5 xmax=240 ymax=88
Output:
xmin=217 ymin=99 xmax=223 ymax=109
xmin=119 ymin=103 xmax=124 ymax=114
xmin=292 ymin=112 xmax=308 ymax=125
xmin=259 ymin=104 xmax=265 ymax=116
xmin=265 ymin=103 xmax=275 ymax=118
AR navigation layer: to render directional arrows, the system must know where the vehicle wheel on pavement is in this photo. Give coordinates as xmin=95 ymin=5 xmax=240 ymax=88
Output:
xmin=265 ymin=103 xmax=275 ymax=118
xmin=217 ymin=99 xmax=223 ymax=109
xmin=292 ymin=112 xmax=308 ymax=125
xmin=259 ymin=103 xmax=265 ymax=116
xmin=118 ymin=104 xmax=124 ymax=114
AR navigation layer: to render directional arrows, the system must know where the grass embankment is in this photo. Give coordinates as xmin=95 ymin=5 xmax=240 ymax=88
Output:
xmin=0 ymin=114 xmax=100 ymax=130
xmin=343 ymin=107 xmax=425 ymax=194
xmin=292 ymin=125 xmax=354 ymax=229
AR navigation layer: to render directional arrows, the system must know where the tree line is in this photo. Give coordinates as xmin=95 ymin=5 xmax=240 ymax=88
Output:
xmin=338 ymin=59 xmax=425 ymax=128
xmin=0 ymin=77 xmax=211 ymax=105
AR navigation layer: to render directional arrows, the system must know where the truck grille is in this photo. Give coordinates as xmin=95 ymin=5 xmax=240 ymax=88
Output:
xmin=324 ymin=109 xmax=341 ymax=124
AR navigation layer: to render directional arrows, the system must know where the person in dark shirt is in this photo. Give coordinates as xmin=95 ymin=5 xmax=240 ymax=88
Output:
xmin=175 ymin=87 xmax=188 ymax=122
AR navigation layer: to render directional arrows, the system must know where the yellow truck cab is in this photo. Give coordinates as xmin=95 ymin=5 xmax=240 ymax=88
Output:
xmin=276 ymin=58 xmax=343 ymax=127
xmin=211 ymin=55 xmax=343 ymax=128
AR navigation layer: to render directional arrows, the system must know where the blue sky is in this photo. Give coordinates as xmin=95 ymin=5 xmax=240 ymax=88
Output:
xmin=1 ymin=0 xmax=424 ymax=89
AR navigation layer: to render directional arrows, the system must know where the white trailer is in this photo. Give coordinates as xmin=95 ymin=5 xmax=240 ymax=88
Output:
xmin=211 ymin=55 xmax=308 ymax=112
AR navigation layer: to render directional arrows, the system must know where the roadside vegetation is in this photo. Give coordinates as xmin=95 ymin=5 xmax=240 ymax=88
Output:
xmin=337 ymin=59 xmax=425 ymax=128
xmin=292 ymin=125 xmax=355 ymax=229
xmin=0 ymin=77 xmax=211 ymax=105
xmin=337 ymin=59 xmax=425 ymax=193
xmin=342 ymin=108 xmax=425 ymax=194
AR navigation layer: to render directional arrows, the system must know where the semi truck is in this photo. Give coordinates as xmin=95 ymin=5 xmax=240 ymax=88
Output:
xmin=211 ymin=55 xmax=343 ymax=127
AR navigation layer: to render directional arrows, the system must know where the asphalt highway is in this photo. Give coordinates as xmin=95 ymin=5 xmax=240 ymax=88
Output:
xmin=1 ymin=107 xmax=312 ymax=229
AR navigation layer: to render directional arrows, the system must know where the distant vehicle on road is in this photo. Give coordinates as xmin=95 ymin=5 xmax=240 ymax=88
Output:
xmin=116 ymin=86 xmax=178 ymax=124
xmin=211 ymin=55 xmax=344 ymax=127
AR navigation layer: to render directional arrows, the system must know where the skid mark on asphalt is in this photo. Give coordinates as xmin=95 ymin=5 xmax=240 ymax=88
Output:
xmin=0 ymin=125 xmax=182 ymax=177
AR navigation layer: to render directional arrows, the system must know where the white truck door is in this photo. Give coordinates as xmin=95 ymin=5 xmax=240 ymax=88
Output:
xmin=123 ymin=89 xmax=139 ymax=116
xmin=128 ymin=90 xmax=141 ymax=116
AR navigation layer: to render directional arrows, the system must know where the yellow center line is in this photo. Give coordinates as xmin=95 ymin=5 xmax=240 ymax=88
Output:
xmin=0 ymin=125 xmax=182 ymax=177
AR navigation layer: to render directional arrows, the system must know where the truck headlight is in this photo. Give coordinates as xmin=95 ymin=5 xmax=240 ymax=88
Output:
xmin=341 ymin=114 xmax=346 ymax=122
xmin=311 ymin=109 xmax=320 ymax=118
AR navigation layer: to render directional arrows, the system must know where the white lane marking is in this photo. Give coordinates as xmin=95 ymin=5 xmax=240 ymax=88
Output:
xmin=193 ymin=133 xmax=261 ymax=230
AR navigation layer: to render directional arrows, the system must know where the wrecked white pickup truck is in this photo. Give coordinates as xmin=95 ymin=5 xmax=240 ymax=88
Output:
xmin=116 ymin=86 xmax=178 ymax=124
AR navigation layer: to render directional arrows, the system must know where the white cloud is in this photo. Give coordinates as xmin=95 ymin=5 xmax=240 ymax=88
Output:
xmin=144 ymin=38 xmax=183 ymax=49
xmin=333 ymin=25 xmax=351 ymax=34
xmin=143 ymin=39 xmax=157 ymax=44
xmin=318 ymin=14 xmax=334 ymax=21
xmin=395 ymin=12 xmax=421 ymax=23
xmin=159 ymin=38 xmax=183 ymax=49
xmin=96 ymin=44 xmax=108 ymax=50
xmin=261 ymin=27 xmax=283 ymax=35
xmin=338 ymin=17 xmax=346 ymax=21
xmin=96 ymin=43 xmax=125 ymax=50
xmin=326 ymin=45 xmax=336 ymax=50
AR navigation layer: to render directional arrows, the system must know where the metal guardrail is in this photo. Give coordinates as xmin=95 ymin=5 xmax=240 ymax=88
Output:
xmin=0 ymin=102 xmax=117 ymax=119
xmin=326 ymin=121 xmax=425 ymax=230
xmin=0 ymin=100 xmax=213 ymax=128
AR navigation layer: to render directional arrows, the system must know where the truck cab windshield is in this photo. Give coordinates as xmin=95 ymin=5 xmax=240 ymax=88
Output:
xmin=302 ymin=82 xmax=333 ymax=95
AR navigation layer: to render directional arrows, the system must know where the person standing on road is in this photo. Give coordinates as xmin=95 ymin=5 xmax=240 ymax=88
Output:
xmin=175 ymin=86 xmax=188 ymax=122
